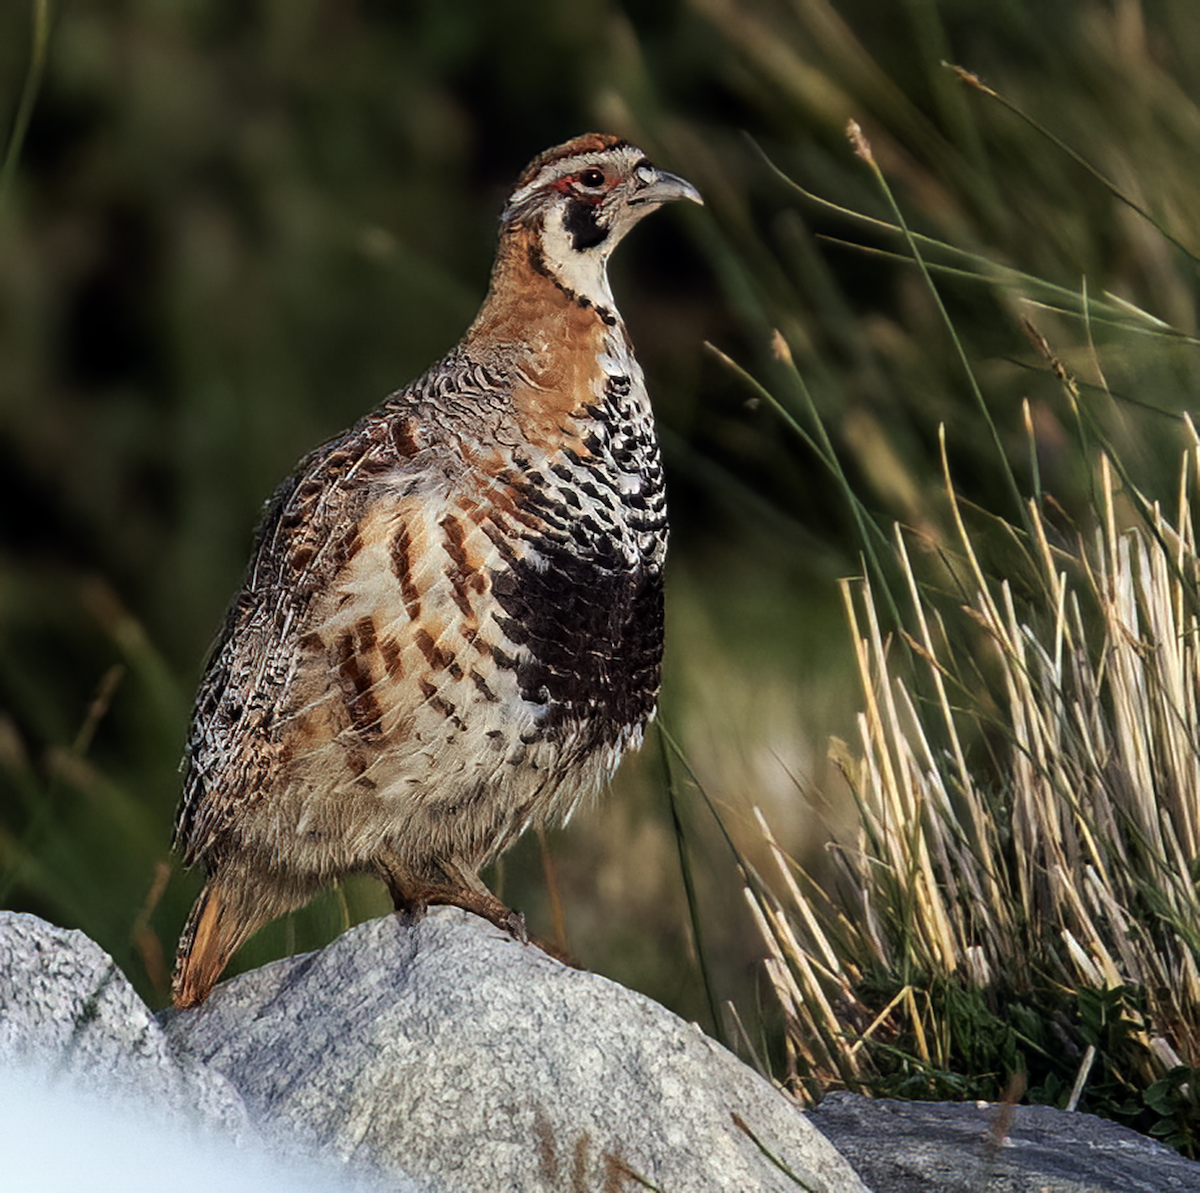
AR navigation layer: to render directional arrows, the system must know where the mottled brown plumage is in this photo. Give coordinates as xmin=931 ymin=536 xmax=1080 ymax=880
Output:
xmin=171 ymin=134 xmax=701 ymax=1007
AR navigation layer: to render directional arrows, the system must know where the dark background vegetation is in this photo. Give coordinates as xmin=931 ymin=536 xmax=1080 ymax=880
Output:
xmin=3 ymin=0 xmax=1200 ymax=1047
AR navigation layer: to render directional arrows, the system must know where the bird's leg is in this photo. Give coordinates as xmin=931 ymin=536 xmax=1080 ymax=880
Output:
xmin=374 ymin=856 xmax=430 ymax=924
xmin=377 ymin=854 xmax=580 ymax=965
xmin=423 ymin=871 xmax=582 ymax=966
xmin=411 ymin=882 xmax=529 ymax=942
xmin=374 ymin=854 xmax=527 ymax=941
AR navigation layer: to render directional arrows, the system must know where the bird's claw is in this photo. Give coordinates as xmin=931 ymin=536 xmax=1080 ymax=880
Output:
xmin=502 ymin=909 xmax=529 ymax=943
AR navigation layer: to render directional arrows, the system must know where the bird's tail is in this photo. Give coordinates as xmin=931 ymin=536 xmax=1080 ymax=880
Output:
xmin=172 ymin=880 xmax=258 ymax=1009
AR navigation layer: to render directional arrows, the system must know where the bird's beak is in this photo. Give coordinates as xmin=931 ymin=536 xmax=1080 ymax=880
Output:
xmin=630 ymin=167 xmax=703 ymax=207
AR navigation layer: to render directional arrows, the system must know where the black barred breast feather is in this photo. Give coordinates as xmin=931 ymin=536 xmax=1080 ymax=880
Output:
xmin=170 ymin=133 xmax=701 ymax=1008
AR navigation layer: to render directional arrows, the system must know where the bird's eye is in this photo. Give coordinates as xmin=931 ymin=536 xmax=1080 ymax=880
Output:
xmin=578 ymin=168 xmax=606 ymax=188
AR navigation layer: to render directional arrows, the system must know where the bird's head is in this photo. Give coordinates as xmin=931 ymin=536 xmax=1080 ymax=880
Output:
xmin=499 ymin=133 xmax=702 ymax=307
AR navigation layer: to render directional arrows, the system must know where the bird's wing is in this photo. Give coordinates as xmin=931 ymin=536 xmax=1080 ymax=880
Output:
xmin=172 ymin=373 xmax=527 ymax=864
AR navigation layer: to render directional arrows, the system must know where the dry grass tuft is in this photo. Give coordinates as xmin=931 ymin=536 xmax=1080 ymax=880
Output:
xmin=751 ymin=434 xmax=1200 ymax=1123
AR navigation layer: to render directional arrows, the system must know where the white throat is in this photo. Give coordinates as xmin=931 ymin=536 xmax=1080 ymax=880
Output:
xmin=540 ymin=206 xmax=616 ymax=309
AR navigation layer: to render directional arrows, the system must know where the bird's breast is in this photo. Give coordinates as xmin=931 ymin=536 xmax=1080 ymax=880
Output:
xmin=473 ymin=326 xmax=666 ymax=757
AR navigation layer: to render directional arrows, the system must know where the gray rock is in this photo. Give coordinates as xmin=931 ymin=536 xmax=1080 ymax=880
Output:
xmin=0 ymin=911 xmax=404 ymax=1192
xmin=15 ymin=906 xmax=1197 ymax=1192
xmin=163 ymin=907 xmax=869 ymax=1193
xmin=0 ymin=910 xmax=248 ymax=1137
xmin=810 ymin=1090 xmax=1200 ymax=1192
xmin=0 ymin=1064 xmax=374 ymax=1193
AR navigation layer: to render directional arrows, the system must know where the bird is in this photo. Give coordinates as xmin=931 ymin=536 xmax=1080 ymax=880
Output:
xmin=170 ymin=133 xmax=702 ymax=1008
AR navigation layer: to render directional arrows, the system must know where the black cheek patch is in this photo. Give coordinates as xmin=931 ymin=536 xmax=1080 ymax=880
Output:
xmin=563 ymin=198 xmax=609 ymax=251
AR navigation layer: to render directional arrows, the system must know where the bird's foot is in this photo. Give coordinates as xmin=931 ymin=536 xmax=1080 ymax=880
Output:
xmin=391 ymin=896 xmax=428 ymax=928
xmin=407 ymin=882 xmax=527 ymax=943
xmin=500 ymin=907 xmax=529 ymax=943
xmin=392 ymin=883 xmax=585 ymax=967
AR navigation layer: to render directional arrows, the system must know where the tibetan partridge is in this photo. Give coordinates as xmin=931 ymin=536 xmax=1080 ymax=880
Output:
xmin=171 ymin=133 xmax=701 ymax=1007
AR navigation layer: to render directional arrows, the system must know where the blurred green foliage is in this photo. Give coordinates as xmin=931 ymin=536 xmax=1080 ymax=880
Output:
xmin=4 ymin=0 xmax=1200 ymax=1046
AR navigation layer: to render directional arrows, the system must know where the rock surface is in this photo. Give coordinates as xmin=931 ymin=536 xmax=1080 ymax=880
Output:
xmin=0 ymin=910 xmax=375 ymax=1192
xmin=162 ymin=907 xmax=868 ymax=1193
xmin=13 ymin=905 xmax=1200 ymax=1192
xmin=0 ymin=910 xmax=247 ymax=1136
xmin=811 ymin=1089 xmax=1200 ymax=1192
xmin=0 ymin=1064 xmax=374 ymax=1193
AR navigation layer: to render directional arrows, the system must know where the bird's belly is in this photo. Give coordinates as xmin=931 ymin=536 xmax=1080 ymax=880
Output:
xmin=260 ymin=664 xmax=630 ymax=879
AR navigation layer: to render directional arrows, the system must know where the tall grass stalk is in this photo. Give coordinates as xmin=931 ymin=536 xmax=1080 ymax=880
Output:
xmin=1 ymin=0 xmax=53 ymax=199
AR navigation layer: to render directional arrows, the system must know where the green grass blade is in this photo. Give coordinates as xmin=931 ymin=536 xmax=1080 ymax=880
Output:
xmin=1 ymin=0 xmax=54 ymax=200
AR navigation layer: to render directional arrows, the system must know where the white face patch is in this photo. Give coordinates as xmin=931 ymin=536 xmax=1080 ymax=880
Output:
xmin=539 ymin=205 xmax=616 ymax=308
